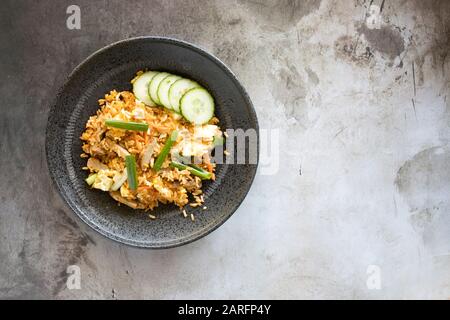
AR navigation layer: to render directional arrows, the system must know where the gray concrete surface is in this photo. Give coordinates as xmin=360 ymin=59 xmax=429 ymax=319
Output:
xmin=0 ymin=0 xmax=449 ymax=299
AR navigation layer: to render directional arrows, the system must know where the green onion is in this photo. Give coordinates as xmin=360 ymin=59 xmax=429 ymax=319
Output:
xmin=85 ymin=173 xmax=97 ymax=186
xmin=153 ymin=130 xmax=178 ymax=172
xmin=213 ymin=135 xmax=224 ymax=146
xmin=170 ymin=161 xmax=212 ymax=180
xmin=125 ymin=155 xmax=138 ymax=190
xmin=105 ymin=119 xmax=148 ymax=132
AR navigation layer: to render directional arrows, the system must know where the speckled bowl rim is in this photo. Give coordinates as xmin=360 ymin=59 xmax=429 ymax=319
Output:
xmin=45 ymin=36 xmax=259 ymax=249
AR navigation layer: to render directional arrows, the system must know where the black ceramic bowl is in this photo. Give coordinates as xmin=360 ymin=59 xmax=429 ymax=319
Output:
xmin=46 ymin=37 xmax=258 ymax=248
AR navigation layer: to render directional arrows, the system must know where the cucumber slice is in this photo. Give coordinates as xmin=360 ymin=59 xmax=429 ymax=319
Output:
xmin=157 ymin=75 xmax=181 ymax=109
xmin=180 ymin=88 xmax=215 ymax=125
xmin=149 ymin=72 xmax=170 ymax=105
xmin=168 ymin=78 xmax=199 ymax=113
xmin=132 ymin=71 xmax=158 ymax=106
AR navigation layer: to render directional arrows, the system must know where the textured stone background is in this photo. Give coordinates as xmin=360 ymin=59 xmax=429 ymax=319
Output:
xmin=0 ymin=0 xmax=449 ymax=299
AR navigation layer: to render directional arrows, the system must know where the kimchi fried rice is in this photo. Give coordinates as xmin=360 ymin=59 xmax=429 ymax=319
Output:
xmin=80 ymin=75 xmax=223 ymax=215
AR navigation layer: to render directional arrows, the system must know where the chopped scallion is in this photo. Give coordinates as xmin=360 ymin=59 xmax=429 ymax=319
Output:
xmin=105 ymin=119 xmax=148 ymax=132
xmin=153 ymin=130 xmax=178 ymax=171
xmin=170 ymin=161 xmax=212 ymax=180
xmin=125 ymin=155 xmax=138 ymax=190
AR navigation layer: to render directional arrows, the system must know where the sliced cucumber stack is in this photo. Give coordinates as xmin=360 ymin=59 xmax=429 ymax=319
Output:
xmin=168 ymin=78 xmax=199 ymax=113
xmin=132 ymin=71 xmax=158 ymax=106
xmin=157 ymin=75 xmax=181 ymax=110
xmin=149 ymin=72 xmax=170 ymax=105
xmin=131 ymin=70 xmax=215 ymax=125
xmin=180 ymin=88 xmax=215 ymax=125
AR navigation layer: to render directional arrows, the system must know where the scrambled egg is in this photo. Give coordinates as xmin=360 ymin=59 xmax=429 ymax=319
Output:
xmin=174 ymin=124 xmax=222 ymax=157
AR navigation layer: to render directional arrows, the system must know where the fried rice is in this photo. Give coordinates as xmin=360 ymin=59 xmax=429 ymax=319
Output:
xmin=80 ymin=88 xmax=222 ymax=212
